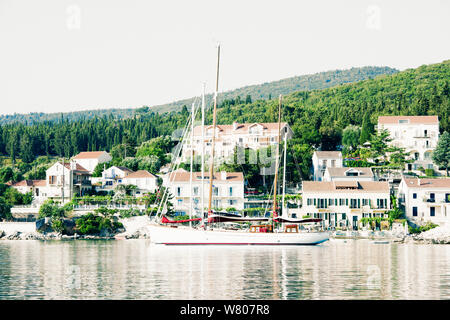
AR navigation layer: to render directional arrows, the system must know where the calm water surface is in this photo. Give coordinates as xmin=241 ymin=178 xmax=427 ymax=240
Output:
xmin=0 ymin=239 xmax=449 ymax=299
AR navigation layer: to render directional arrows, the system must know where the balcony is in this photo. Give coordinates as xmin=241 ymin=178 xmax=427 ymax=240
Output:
xmin=74 ymin=180 xmax=91 ymax=186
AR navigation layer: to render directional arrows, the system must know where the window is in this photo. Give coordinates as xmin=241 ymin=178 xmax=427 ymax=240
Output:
xmin=229 ymin=187 xmax=233 ymax=196
xmin=377 ymin=199 xmax=387 ymax=209
xmin=413 ymin=193 xmax=417 ymax=199
xmin=398 ymin=119 xmax=409 ymax=124
xmin=193 ymin=187 xmax=199 ymax=196
xmin=177 ymin=187 xmax=181 ymax=197
xmin=430 ymin=207 xmax=435 ymax=217
xmin=177 ymin=199 xmax=183 ymax=206
xmin=331 ymin=160 xmax=336 ymax=167
xmin=412 ymin=207 xmax=418 ymax=216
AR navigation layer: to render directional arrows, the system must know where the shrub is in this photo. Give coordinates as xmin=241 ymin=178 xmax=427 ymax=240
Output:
xmin=425 ymin=168 xmax=435 ymax=177
xmin=75 ymin=213 xmax=123 ymax=235
xmin=38 ymin=200 xmax=66 ymax=219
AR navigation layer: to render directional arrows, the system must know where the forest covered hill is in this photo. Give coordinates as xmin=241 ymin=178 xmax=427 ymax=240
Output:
xmin=0 ymin=66 xmax=398 ymax=125
xmin=0 ymin=60 xmax=448 ymax=183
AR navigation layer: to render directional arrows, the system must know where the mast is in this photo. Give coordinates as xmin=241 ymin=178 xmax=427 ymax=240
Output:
xmin=272 ymin=95 xmax=282 ymax=228
xmin=282 ymin=131 xmax=287 ymax=218
xmin=207 ymin=44 xmax=220 ymax=224
xmin=190 ymin=101 xmax=195 ymax=228
xmin=201 ymin=83 xmax=206 ymax=221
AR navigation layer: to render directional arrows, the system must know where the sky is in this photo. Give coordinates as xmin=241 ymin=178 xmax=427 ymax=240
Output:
xmin=0 ymin=0 xmax=449 ymax=115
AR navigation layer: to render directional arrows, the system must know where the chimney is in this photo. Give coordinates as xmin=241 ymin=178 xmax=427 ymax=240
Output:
xmin=221 ymin=171 xmax=227 ymax=181
xmin=70 ymin=161 xmax=77 ymax=170
xmin=233 ymin=121 xmax=238 ymax=130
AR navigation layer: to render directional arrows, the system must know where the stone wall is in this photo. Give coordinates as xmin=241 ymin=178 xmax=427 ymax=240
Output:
xmin=0 ymin=222 xmax=36 ymax=234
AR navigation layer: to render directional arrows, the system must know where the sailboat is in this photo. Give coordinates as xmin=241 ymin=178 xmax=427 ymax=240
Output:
xmin=148 ymin=45 xmax=329 ymax=245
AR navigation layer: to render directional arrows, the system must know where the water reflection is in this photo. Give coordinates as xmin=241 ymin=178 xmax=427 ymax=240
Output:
xmin=0 ymin=240 xmax=449 ymax=299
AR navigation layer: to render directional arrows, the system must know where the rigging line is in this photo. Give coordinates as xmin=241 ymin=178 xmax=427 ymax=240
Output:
xmin=155 ymin=96 xmax=201 ymax=219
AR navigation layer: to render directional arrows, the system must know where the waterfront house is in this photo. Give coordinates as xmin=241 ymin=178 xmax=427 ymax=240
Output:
xmin=7 ymin=179 xmax=47 ymax=202
xmin=397 ymin=177 xmax=450 ymax=227
xmin=72 ymin=151 xmax=112 ymax=173
xmin=312 ymin=151 xmax=343 ymax=181
xmin=377 ymin=116 xmax=439 ymax=172
xmin=120 ymin=170 xmax=158 ymax=195
xmin=301 ymin=180 xmax=391 ymax=230
xmin=44 ymin=161 xmax=92 ymax=202
xmin=164 ymin=170 xmax=244 ymax=216
xmin=101 ymin=166 xmax=133 ymax=190
xmin=323 ymin=167 xmax=375 ymax=182
xmin=181 ymin=122 xmax=293 ymax=163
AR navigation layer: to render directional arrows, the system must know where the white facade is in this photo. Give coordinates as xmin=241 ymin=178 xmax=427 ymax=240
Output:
xmin=72 ymin=151 xmax=112 ymax=173
xmin=182 ymin=122 xmax=293 ymax=162
xmin=44 ymin=161 xmax=91 ymax=201
xmin=377 ymin=116 xmax=439 ymax=171
xmin=8 ymin=180 xmax=47 ymax=203
xmin=312 ymin=151 xmax=343 ymax=181
xmin=301 ymin=180 xmax=391 ymax=230
xmin=323 ymin=167 xmax=374 ymax=182
xmin=101 ymin=166 xmax=133 ymax=189
xmin=164 ymin=170 xmax=245 ymax=215
xmin=398 ymin=177 xmax=450 ymax=227
xmin=121 ymin=170 xmax=158 ymax=195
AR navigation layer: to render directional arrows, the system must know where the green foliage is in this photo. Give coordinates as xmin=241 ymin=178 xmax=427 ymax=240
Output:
xmin=0 ymin=197 xmax=12 ymax=221
xmin=408 ymin=221 xmax=439 ymax=234
xmin=432 ymin=131 xmax=450 ymax=176
xmin=342 ymin=125 xmax=361 ymax=152
xmin=74 ymin=213 xmax=123 ymax=235
xmin=38 ymin=200 xmax=67 ymax=219
xmin=2 ymin=188 xmax=33 ymax=205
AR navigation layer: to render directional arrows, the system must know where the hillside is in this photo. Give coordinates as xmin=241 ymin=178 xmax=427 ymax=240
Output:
xmin=0 ymin=60 xmax=448 ymax=184
xmin=0 ymin=66 xmax=398 ymax=125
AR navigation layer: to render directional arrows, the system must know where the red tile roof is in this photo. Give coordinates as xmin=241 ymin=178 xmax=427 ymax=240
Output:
xmin=168 ymin=171 xmax=244 ymax=182
xmin=9 ymin=180 xmax=46 ymax=187
xmin=72 ymin=151 xmax=109 ymax=159
xmin=403 ymin=178 xmax=450 ymax=188
xmin=124 ymin=170 xmax=157 ymax=179
xmin=378 ymin=116 xmax=439 ymax=125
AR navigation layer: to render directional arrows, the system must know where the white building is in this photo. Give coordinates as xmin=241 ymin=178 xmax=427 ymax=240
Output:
xmin=7 ymin=179 xmax=47 ymax=202
xmin=301 ymin=180 xmax=391 ymax=230
xmin=165 ymin=170 xmax=245 ymax=216
xmin=377 ymin=116 xmax=439 ymax=171
xmin=72 ymin=151 xmax=112 ymax=173
xmin=44 ymin=161 xmax=92 ymax=201
xmin=182 ymin=122 xmax=293 ymax=162
xmin=398 ymin=177 xmax=450 ymax=227
xmin=312 ymin=151 xmax=343 ymax=181
xmin=121 ymin=170 xmax=158 ymax=195
xmin=101 ymin=166 xmax=133 ymax=190
xmin=323 ymin=167 xmax=374 ymax=182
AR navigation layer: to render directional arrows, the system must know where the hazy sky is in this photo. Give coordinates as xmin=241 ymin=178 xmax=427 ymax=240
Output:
xmin=0 ymin=0 xmax=449 ymax=115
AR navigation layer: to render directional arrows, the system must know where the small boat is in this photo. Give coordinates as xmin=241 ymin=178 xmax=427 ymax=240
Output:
xmin=372 ymin=240 xmax=390 ymax=244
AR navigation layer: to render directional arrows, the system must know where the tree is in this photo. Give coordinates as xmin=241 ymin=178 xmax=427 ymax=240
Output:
xmin=432 ymin=131 xmax=450 ymax=176
xmin=360 ymin=112 xmax=373 ymax=144
xmin=368 ymin=129 xmax=392 ymax=164
xmin=0 ymin=197 xmax=12 ymax=221
xmin=20 ymin=133 xmax=34 ymax=163
xmin=342 ymin=125 xmax=361 ymax=152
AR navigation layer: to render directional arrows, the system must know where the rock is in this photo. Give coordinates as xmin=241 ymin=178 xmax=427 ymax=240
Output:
xmin=0 ymin=230 xmax=4 ymax=239
xmin=6 ymin=231 xmax=22 ymax=240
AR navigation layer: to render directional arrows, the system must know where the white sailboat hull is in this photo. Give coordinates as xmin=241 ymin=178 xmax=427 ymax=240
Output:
xmin=148 ymin=225 xmax=329 ymax=245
